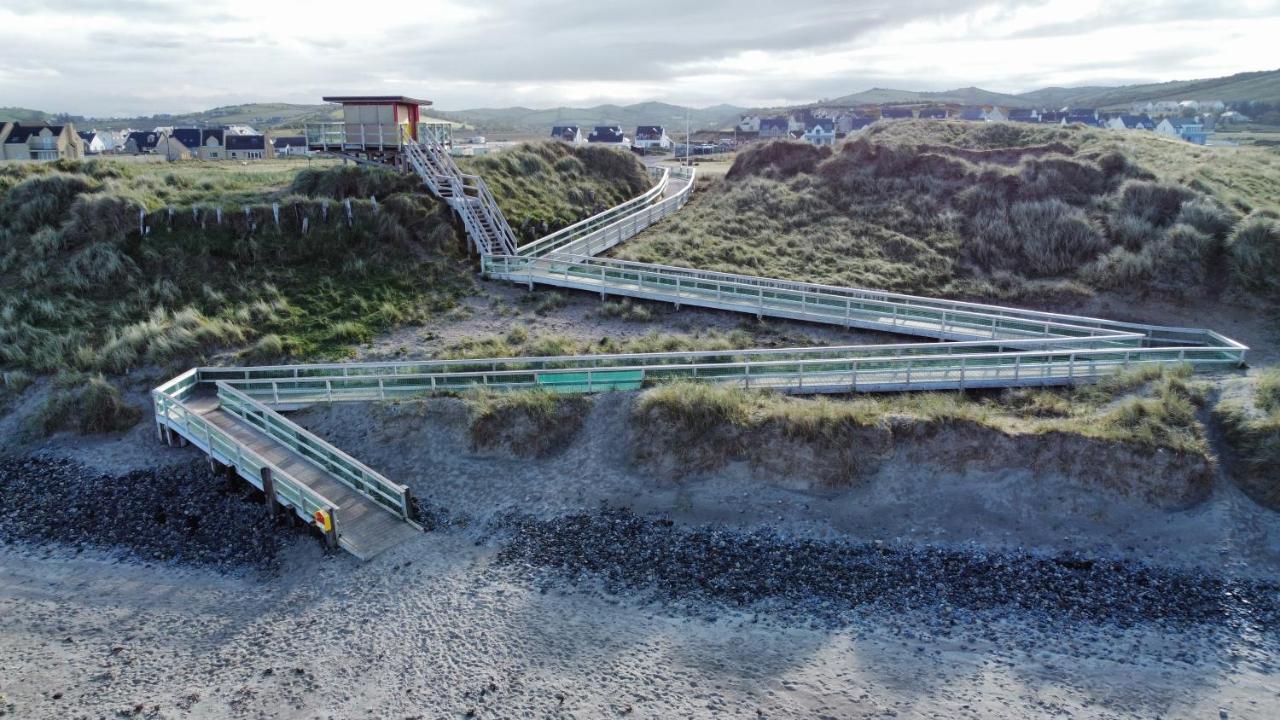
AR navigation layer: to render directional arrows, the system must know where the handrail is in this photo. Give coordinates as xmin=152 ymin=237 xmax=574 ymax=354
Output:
xmin=151 ymin=386 xmax=338 ymax=523
xmin=215 ymin=382 xmax=415 ymax=521
xmin=515 ymin=166 xmax=673 ymax=258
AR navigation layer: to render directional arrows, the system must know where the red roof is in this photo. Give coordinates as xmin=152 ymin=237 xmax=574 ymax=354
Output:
xmin=322 ymin=95 xmax=432 ymax=106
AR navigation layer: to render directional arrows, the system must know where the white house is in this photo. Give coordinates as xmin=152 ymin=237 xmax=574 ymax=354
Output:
xmin=802 ymin=119 xmax=836 ymax=146
xmin=633 ymin=125 xmax=672 ymax=149
xmin=77 ymin=130 xmax=108 ymax=154
xmin=550 ymin=126 xmax=585 ymax=145
xmin=737 ymin=115 xmax=761 ymax=132
xmin=985 ymin=106 xmax=1007 ymax=122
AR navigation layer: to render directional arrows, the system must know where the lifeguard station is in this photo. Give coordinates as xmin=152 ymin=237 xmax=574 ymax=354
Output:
xmin=306 ymin=94 xmax=516 ymax=256
xmin=306 ymin=95 xmax=452 ymax=163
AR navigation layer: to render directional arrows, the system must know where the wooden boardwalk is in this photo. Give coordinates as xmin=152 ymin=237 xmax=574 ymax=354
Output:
xmin=184 ymin=394 xmax=420 ymax=560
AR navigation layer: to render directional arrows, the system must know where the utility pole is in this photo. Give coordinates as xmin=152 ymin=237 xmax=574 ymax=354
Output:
xmin=685 ymin=109 xmax=691 ymax=167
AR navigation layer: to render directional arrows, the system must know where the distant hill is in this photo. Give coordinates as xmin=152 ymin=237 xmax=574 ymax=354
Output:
xmin=820 ymin=86 xmax=1026 ymax=107
xmin=0 ymin=107 xmax=52 ymax=123
xmin=813 ymin=69 xmax=1280 ymax=111
xmin=434 ymin=101 xmax=747 ymax=133
xmin=1009 ymin=70 xmax=1280 ymax=109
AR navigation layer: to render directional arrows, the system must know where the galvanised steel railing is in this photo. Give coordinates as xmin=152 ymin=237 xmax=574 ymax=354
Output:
xmin=515 ymin=166 xmax=676 ymax=258
xmin=191 ymin=339 xmax=1242 ymax=404
xmin=152 ymin=371 xmax=338 ymax=527
xmin=216 ymin=383 xmax=415 ymax=521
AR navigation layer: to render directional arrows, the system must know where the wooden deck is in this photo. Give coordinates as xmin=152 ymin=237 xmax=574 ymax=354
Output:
xmin=184 ymin=394 xmax=420 ymax=560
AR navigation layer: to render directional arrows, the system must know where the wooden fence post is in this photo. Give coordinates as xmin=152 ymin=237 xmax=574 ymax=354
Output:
xmin=260 ymin=467 xmax=277 ymax=517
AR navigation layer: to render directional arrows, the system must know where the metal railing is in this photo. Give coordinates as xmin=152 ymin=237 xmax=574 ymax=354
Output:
xmin=515 ymin=166 xmax=676 ymax=258
xmin=194 ymin=340 xmax=1243 ymax=403
xmin=305 ymin=121 xmax=454 ymax=151
xmin=216 ymin=383 xmax=415 ymax=521
xmin=152 ymin=373 xmax=338 ymax=525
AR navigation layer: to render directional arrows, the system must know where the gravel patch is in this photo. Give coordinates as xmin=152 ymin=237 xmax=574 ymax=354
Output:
xmin=0 ymin=456 xmax=304 ymax=570
xmin=498 ymin=508 xmax=1280 ymax=632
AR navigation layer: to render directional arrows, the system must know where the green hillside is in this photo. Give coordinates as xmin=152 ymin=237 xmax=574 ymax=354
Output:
xmin=0 ymin=107 xmax=52 ymax=123
xmin=821 ymin=86 xmax=1026 ymax=107
xmin=1013 ymin=69 xmax=1280 ymax=109
xmin=434 ymin=101 xmax=746 ymax=133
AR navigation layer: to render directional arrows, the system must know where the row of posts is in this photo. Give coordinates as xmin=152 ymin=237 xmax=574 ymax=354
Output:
xmin=136 ymin=196 xmax=380 ymax=236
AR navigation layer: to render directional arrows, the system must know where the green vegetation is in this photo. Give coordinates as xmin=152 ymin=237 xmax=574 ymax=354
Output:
xmin=463 ymin=387 xmax=590 ymax=457
xmin=31 ymin=374 xmax=143 ymax=435
xmin=615 ymin=122 xmax=1280 ymax=301
xmin=1215 ymin=369 xmax=1280 ymax=510
xmin=0 ymin=160 xmax=470 ymax=380
xmin=461 ymin=142 xmax=651 ymax=242
xmin=438 ymin=328 xmax=764 ymax=360
xmin=636 ymin=364 xmax=1209 ymax=455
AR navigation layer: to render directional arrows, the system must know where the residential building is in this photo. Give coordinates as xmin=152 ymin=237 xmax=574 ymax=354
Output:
xmin=1007 ymin=108 xmax=1037 ymax=123
xmin=957 ymin=106 xmax=986 ymax=121
xmin=550 ymin=125 xmax=585 ymax=144
xmin=881 ymin=107 xmax=914 ymax=120
xmin=1155 ymin=117 xmax=1210 ymax=144
xmin=633 ymin=125 xmax=672 ymax=149
xmin=737 ymin=115 xmax=761 ymax=132
xmin=124 ymin=131 xmax=164 ymax=154
xmin=587 ymin=126 xmax=628 ymax=145
xmin=273 ymin=136 xmax=308 ymax=156
xmin=846 ymin=117 xmax=875 ymax=133
xmin=917 ymin=107 xmax=948 ymax=119
xmin=802 ymin=119 xmax=836 ymax=146
xmin=758 ymin=116 xmax=790 ymax=139
xmin=169 ymin=128 xmax=228 ymax=160
xmin=77 ymin=130 xmax=108 ymax=154
xmin=985 ymin=106 xmax=1008 ymax=122
xmin=1038 ymin=111 xmax=1065 ymax=124
xmin=1106 ymin=114 xmax=1154 ymax=131
xmin=226 ymin=134 xmax=271 ymax=160
xmin=1063 ymin=108 xmax=1100 ymax=125
xmin=2 ymin=123 xmax=84 ymax=161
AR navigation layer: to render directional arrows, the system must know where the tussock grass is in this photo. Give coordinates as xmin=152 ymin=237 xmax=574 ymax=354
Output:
xmin=460 ymin=141 xmax=651 ymax=242
xmin=615 ymin=121 xmax=1280 ymax=301
xmin=438 ymin=329 xmax=761 ymax=361
xmin=32 ymin=374 xmax=142 ymax=435
xmin=635 ymin=364 xmax=1208 ymax=455
xmin=1214 ymin=376 xmax=1280 ymax=510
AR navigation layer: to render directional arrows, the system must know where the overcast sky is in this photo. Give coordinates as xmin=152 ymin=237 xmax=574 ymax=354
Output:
xmin=1 ymin=0 xmax=1277 ymax=116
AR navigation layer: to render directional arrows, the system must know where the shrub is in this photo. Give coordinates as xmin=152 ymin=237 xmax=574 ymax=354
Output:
xmin=1009 ymin=200 xmax=1108 ymax=276
xmin=1117 ymin=180 xmax=1194 ymax=227
xmin=31 ymin=375 xmax=141 ymax=435
xmin=1226 ymin=213 xmax=1280 ymax=294
xmin=1110 ymin=213 xmax=1162 ymax=251
xmin=1176 ymin=197 xmax=1241 ymax=241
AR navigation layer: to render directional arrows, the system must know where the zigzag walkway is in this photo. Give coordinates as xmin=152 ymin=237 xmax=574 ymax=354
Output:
xmin=153 ymin=150 xmax=1248 ymax=559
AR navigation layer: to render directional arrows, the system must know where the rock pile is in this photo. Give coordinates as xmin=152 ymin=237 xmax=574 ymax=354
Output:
xmin=0 ymin=456 xmax=300 ymax=569
xmin=498 ymin=508 xmax=1280 ymax=631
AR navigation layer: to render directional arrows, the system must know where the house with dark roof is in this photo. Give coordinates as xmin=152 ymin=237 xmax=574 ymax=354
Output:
xmin=273 ymin=136 xmax=308 ymax=156
xmin=1038 ymin=111 xmax=1065 ymax=124
xmin=587 ymin=126 xmax=628 ymax=145
xmin=1007 ymin=108 xmax=1038 ymax=123
xmin=3 ymin=123 xmax=83 ymax=161
xmin=550 ymin=126 xmax=585 ymax=145
xmin=802 ymin=118 xmax=836 ymax=146
xmin=633 ymin=125 xmax=671 ymax=149
xmin=917 ymin=107 xmax=948 ymax=120
xmin=1107 ymin=114 xmax=1154 ymax=131
xmin=77 ymin=130 xmax=109 ymax=154
xmin=957 ymin=106 xmax=986 ymax=121
xmin=881 ymin=107 xmax=914 ymax=120
xmin=168 ymin=128 xmax=227 ymax=160
xmin=846 ymin=116 xmax=875 ymax=133
xmin=1063 ymin=108 xmax=1100 ymax=126
xmin=124 ymin=131 xmax=164 ymax=155
xmin=758 ymin=116 xmax=790 ymax=139
xmin=226 ymin=134 xmax=271 ymax=160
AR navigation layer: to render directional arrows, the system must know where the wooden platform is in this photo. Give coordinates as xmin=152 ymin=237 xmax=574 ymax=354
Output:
xmin=184 ymin=394 xmax=420 ymax=560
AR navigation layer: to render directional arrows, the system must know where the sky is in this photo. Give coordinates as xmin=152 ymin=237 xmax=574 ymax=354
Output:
xmin=1 ymin=0 xmax=1278 ymax=116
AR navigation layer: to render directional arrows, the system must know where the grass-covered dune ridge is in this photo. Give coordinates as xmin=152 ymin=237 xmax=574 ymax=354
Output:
xmin=0 ymin=161 xmax=469 ymax=377
xmin=459 ymin=141 xmax=652 ymax=242
xmin=615 ymin=121 xmax=1280 ymax=301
